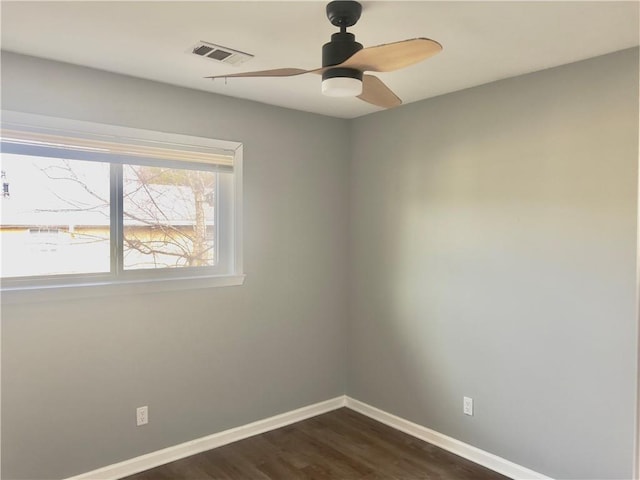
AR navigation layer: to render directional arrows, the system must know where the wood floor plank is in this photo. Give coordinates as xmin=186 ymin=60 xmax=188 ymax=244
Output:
xmin=121 ymin=408 xmax=511 ymax=480
xmin=307 ymin=410 xmax=450 ymax=477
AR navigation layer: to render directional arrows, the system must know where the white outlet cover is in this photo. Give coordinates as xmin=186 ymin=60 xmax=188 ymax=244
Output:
xmin=463 ymin=397 xmax=473 ymax=416
xmin=136 ymin=406 xmax=149 ymax=426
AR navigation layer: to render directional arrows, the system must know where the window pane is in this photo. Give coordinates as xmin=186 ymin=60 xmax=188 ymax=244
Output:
xmin=123 ymin=165 xmax=216 ymax=270
xmin=0 ymin=154 xmax=111 ymax=278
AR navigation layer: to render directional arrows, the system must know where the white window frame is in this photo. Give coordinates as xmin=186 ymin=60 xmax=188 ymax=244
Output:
xmin=0 ymin=111 xmax=244 ymax=303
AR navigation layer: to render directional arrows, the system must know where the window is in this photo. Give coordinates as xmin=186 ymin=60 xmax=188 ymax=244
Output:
xmin=0 ymin=112 xmax=243 ymax=295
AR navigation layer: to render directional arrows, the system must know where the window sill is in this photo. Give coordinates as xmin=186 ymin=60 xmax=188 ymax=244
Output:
xmin=0 ymin=274 xmax=246 ymax=304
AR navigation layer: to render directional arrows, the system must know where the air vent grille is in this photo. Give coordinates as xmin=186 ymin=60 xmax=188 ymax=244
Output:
xmin=190 ymin=41 xmax=253 ymax=66
xmin=193 ymin=45 xmax=214 ymax=56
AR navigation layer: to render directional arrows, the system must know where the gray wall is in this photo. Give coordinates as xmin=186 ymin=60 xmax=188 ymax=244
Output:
xmin=0 ymin=52 xmax=350 ymax=480
xmin=348 ymin=48 xmax=639 ymax=479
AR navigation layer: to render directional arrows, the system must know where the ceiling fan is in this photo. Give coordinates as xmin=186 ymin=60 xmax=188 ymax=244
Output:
xmin=206 ymin=1 xmax=442 ymax=109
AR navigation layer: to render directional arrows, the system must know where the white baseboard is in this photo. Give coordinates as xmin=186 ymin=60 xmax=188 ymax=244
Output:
xmin=65 ymin=396 xmax=347 ymax=480
xmin=66 ymin=395 xmax=551 ymax=480
xmin=345 ymin=396 xmax=552 ymax=480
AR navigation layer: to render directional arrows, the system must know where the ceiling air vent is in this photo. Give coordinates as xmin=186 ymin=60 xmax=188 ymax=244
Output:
xmin=190 ymin=41 xmax=253 ymax=66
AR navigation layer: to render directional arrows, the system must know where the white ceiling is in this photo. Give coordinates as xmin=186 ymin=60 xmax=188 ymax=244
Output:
xmin=1 ymin=1 xmax=638 ymax=119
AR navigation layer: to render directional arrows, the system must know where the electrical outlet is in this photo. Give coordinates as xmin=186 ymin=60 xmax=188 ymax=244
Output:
xmin=463 ymin=397 xmax=473 ymax=416
xmin=136 ymin=406 xmax=149 ymax=426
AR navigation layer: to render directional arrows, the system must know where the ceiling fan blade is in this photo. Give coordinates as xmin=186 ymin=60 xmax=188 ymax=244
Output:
xmin=357 ymin=75 xmax=401 ymax=109
xmin=206 ymin=68 xmax=319 ymax=80
xmin=341 ymin=38 xmax=442 ymax=73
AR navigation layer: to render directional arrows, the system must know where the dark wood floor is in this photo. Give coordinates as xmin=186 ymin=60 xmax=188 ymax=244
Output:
xmin=122 ymin=408 xmax=510 ymax=480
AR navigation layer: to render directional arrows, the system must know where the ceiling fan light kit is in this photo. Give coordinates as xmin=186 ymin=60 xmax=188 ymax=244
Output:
xmin=205 ymin=0 xmax=442 ymax=109
xmin=322 ymin=75 xmax=362 ymax=97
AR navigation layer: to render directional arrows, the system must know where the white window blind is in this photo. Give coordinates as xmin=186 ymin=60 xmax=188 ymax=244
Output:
xmin=0 ymin=126 xmax=235 ymax=172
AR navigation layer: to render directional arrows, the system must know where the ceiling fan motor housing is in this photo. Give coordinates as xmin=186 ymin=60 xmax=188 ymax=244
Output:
xmin=326 ymin=1 xmax=362 ymax=28
xmin=322 ymin=32 xmax=363 ymax=84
